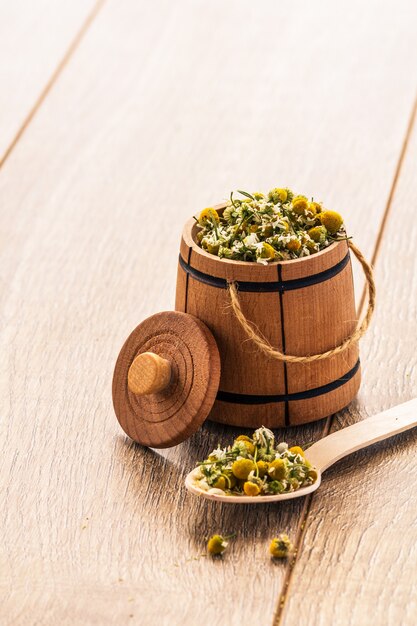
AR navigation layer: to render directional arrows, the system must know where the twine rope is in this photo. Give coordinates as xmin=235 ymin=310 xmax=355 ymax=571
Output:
xmin=227 ymin=241 xmax=376 ymax=364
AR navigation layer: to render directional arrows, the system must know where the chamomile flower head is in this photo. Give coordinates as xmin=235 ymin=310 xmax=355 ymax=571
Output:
xmin=208 ymin=446 xmax=227 ymax=462
xmin=206 ymin=241 xmax=220 ymax=255
xmin=268 ymin=187 xmax=289 ymax=204
xmin=308 ymin=225 xmax=327 ymax=244
xmin=243 ymin=232 xmax=259 ymax=248
xmin=231 ymin=459 xmax=255 ymax=480
xmin=235 ymin=435 xmax=252 ymax=443
xmin=253 ymin=426 xmax=275 ymax=450
xmin=286 ymin=238 xmax=302 ymax=252
xmin=233 ymin=437 xmax=255 ymax=456
xmin=243 ymin=481 xmax=261 ymax=496
xmin=268 ymin=459 xmax=287 ymax=480
xmin=269 ymin=534 xmax=293 ymax=558
xmin=289 ymin=446 xmax=305 ymax=458
xmin=213 ymin=476 xmax=227 ymax=490
xmin=198 ymin=207 xmax=220 ymax=226
xmin=232 ymin=440 xmax=251 ymax=457
xmin=309 ymin=200 xmax=322 ymax=214
xmin=222 ymin=205 xmax=235 ymax=223
xmin=256 ymin=460 xmax=269 ymax=478
xmin=319 ymin=210 xmax=343 ymax=234
xmin=256 ymin=242 xmax=276 ymax=263
xmin=291 ymin=195 xmax=309 ymax=215
xmin=207 ymin=534 xmax=229 ymax=555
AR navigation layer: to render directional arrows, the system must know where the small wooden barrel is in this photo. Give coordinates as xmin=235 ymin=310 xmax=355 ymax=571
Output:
xmin=175 ymin=205 xmax=360 ymax=428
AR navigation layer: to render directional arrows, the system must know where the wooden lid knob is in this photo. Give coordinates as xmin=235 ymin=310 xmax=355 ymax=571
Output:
xmin=128 ymin=352 xmax=171 ymax=395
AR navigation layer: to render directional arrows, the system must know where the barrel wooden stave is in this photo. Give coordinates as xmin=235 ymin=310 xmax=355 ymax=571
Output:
xmin=281 ymin=239 xmax=360 ymax=424
xmin=210 ymin=399 xmax=286 ymax=429
xmin=288 ymin=370 xmax=361 ymax=426
xmin=176 ymin=267 xmax=286 ymax=396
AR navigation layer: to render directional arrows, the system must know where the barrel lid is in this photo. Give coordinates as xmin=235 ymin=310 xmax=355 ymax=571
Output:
xmin=112 ymin=311 xmax=221 ymax=448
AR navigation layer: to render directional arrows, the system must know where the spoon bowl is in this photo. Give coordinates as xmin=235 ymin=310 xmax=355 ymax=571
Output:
xmin=185 ymin=466 xmax=321 ymax=503
xmin=185 ymin=398 xmax=417 ymax=504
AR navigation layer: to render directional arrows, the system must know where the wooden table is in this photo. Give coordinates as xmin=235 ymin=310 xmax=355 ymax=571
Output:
xmin=1 ymin=1 xmax=417 ymax=624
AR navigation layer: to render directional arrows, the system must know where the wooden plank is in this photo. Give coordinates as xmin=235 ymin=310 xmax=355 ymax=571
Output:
xmin=280 ymin=100 xmax=417 ymax=626
xmin=0 ymin=0 xmax=417 ymax=624
xmin=0 ymin=0 xmax=101 ymax=163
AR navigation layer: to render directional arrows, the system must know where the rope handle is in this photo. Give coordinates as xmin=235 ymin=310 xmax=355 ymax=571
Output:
xmin=227 ymin=241 xmax=376 ymax=364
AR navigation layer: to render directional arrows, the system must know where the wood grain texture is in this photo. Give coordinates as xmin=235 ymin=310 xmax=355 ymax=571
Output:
xmin=280 ymin=105 xmax=417 ymax=626
xmin=0 ymin=0 xmax=417 ymax=624
xmin=177 ymin=218 xmax=359 ymax=427
xmin=0 ymin=0 xmax=101 ymax=163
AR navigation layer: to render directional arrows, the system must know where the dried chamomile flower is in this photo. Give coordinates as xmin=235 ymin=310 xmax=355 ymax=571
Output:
xmin=266 ymin=480 xmax=285 ymax=494
xmin=206 ymin=241 xmax=220 ymax=255
xmin=286 ymin=238 xmax=302 ymax=252
xmin=253 ymin=426 xmax=275 ymax=450
xmin=243 ymin=481 xmax=261 ymax=496
xmin=232 ymin=441 xmax=251 ymax=459
xmin=291 ymin=195 xmax=309 ymax=215
xmin=268 ymin=187 xmax=289 ymax=204
xmin=207 ymin=534 xmax=232 ymax=555
xmin=269 ymin=534 xmax=294 ymax=558
xmin=319 ymin=210 xmax=343 ymax=234
xmin=232 ymin=459 xmax=255 ymax=480
xmin=242 ymin=440 xmax=256 ymax=456
xmin=235 ymin=435 xmax=252 ymax=443
xmin=308 ymin=468 xmax=319 ymax=482
xmin=198 ymin=207 xmax=220 ymax=226
xmin=268 ymin=459 xmax=287 ymax=480
xmin=305 ymin=203 xmax=318 ymax=218
xmin=256 ymin=242 xmax=276 ymax=261
xmin=308 ymin=225 xmax=327 ymax=244
xmin=222 ymin=205 xmax=235 ymax=223
xmin=212 ymin=476 xmax=227 ymax=490
xmin=289 ymin=446 xmax=305 ymax=457
xmin=256 ymin=460 xmax=269 ymax=478
xmin=309 ymin=201 xmax=322 ymax=214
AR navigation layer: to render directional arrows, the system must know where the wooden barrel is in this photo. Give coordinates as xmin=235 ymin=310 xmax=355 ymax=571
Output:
xmin=175 ymin=205 xmax=360 ymax=428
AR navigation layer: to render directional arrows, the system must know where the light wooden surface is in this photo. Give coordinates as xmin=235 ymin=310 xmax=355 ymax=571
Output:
xmin=0 ymin=0 xmax=100 ymax=163
xmin=1 ymin=1 xmax=417 ymax=625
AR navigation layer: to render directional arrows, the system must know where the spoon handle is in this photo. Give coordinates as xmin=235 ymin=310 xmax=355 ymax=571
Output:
xmin=305 ymin=398 xmax=417 ymax=472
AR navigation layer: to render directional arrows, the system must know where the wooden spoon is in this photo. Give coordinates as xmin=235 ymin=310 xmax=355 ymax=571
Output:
xmin=185 ymin=398 xmax=417 ymax=504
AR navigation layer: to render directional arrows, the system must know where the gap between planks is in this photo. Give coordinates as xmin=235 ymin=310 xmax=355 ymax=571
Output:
xmin=0 ymin=0 xmax=106 ymax=171
xmin=272 ymin=90 xmax=417 ymax=626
